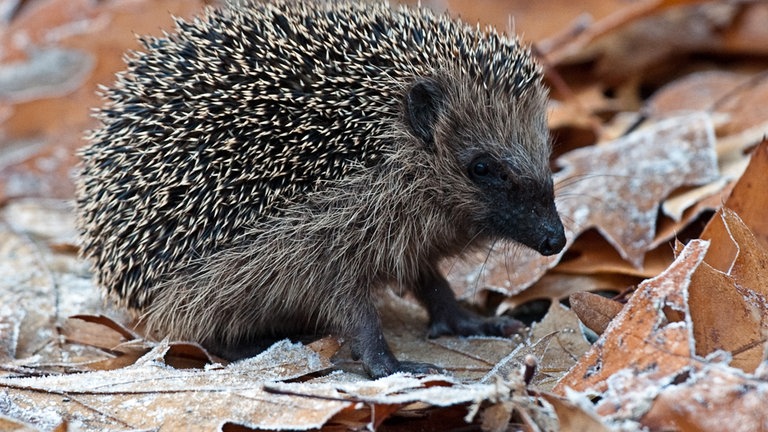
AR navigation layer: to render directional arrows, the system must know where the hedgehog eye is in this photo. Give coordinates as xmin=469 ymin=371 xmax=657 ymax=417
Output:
xmin=472 ymin=161 xmax=489 ymax=176
xmin=467 ymin=156 xmax=493 ymax=180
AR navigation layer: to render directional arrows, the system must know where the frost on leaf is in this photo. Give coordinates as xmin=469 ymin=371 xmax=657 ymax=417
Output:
xmin=0 ymin=341 xmax=340 ymax=431
xmin=555 ymin=239 xmax=706 ymax=394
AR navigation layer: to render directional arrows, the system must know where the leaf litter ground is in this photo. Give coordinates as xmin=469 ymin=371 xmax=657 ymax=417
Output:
xmin=2 ymin=0 xmax=768 ymax=430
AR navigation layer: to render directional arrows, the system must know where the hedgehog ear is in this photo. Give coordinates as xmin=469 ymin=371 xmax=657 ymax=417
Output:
xmin=405 ymin=78 xmax=444 ymax=148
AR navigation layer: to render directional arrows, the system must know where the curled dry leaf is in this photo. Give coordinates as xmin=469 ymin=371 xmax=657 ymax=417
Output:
xmin=569 ymin=292 xmax=623 ymax=336
xmin=553 ymin=230 xmax=675 ymax=277
xmin=701 ymin=139 xmax=768 ymax=255
xmin=648 ymin=72 xmax=768 ymax=224
xmin=691 ymin=208 xmax=768 ymax=373
xmin=555 ymin=239 xmax=707 ymax=394
xmin=646 ymin=70 xmax=751 ymax=115
xmin=542 ymin=1 xmax=738 ymax=81
xmin=60 ymin=314 xmax=236 ymax=371
xmin=445 ymin=0 xmax=629 ymax=45
xmin=690 ymin=142 xmax=768 ymax=373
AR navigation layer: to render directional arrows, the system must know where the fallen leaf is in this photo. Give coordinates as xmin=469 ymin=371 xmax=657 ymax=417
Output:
xmin=0 ymin=306 xmax=24 ymax=363
xmin=687 ymin=257 xmax=762 ymax=373
xmin=702 ymin=140 xmax=768 ymax=250
xmin=554 ymin=230 xmax=675 ymax=277
xmin=540 ymin=392 xmax=611 ymax=432
xmin=642 ymin=363 xmax=768 ymax=432
xmin=689 ymin=208 xmax=768 ymax=373
xmin=570 ymin=292 xmax=624 ymax=336
xmin=554 ymin=240 xmax=707 ymax=394
xmin=542 ymin=1 xmax=733 ymax=79
xmin=499 ymin=272 xmax=637 ymax=313
xmin=646 ymin=70 xmax=750 ymax=114
xmin=372 ymin=290 xmax=521 ymax=382
xmin=0 ymin=341 xmax=338 ymax=431
xmin=0 ymin=0 xmax=207 ymax=201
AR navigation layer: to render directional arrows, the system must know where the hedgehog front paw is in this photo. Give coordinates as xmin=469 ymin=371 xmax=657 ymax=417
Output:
xmin=427 ymin=310 xmax=525 ymax=339
xmin=352 ymin=338 xmax=444 ymax=378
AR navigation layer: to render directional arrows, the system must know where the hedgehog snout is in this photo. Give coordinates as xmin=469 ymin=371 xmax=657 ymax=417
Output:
xmin=531 ymin=196 xmax=566 ymax=256
xmin=537 ymin=218 xmax=566 ymax=256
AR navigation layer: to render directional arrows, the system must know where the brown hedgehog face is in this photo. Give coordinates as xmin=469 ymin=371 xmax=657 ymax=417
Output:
xmin=404 ymin=76 xmax=566 ymax=256
xmin=463 ymin=153 xmax=565 ymax=255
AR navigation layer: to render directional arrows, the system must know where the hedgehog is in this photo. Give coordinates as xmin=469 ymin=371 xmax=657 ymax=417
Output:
xmin=75 ymin=0 xmax=566 ymax=378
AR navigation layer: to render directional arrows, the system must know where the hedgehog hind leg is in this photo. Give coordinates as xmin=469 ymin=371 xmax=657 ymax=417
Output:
xmin=413 ymin=265 xmax=525 ymax=339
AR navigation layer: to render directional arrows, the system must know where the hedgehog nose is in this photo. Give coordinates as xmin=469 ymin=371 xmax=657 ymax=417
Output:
xmin=538 ymin=224 xmax=566 ymax=256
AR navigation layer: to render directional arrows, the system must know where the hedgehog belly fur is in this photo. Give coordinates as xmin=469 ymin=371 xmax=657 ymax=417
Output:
xmin=145 ymin=158 xmax=455 ymax=347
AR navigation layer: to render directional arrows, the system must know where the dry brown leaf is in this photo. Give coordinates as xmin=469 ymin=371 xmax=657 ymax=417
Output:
xmin=0 ymin=341 xmax=338 ymax=431
xmin=703 ymin=140 xmax=768 ymax=249
xmin=641 ymin=363 xmax=768 ymax=432
xmin=542 ymin=1 xmax=730 ymax=76
xmin=372 ymin=290 xmax=520 ymax=382
xmin=440 ymin=0 xmax=629 ymax=45
xmin=60 ymin=315 xmax=138 ymax=350
xmin=570 ymin=292 xmax=623 ymax=336
xmin=556 ymin=208 xmax=768 ymax=424
xmin=714 ymin=76 xmax=768 ymax=138
xmin=554 ymin=230 xmax=675 ymax=278
xmin=554 ymin=240 xmax=707 ymax=394
xmin=647 ymin=70 xmax=768 ymax=193
xmin=554 ymin=113 xmax=717 ymax=267
xmin=646 ymin=70 xmax=750 ymax=114
xmin=650 ymin=74 xmax=768 ymax=227
xmin=688 ymin=257 xmax=762 ymax=373
xmin=688 ymin=208 xmax=768 ymax=373
xmin=653 ymin=191 xmax=723 ymax=249
xmin=0 ymin=0 xmax=206 ymax=201
xmin=527 ymin=302 xmax=592 ymax=391
xmin=499 ymin=272 xmax=637 ymax=313
xmin=539 ymin=392 xmax=611 ymax=432
xmin=718 ymin=2 xmax=768 ymax=55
